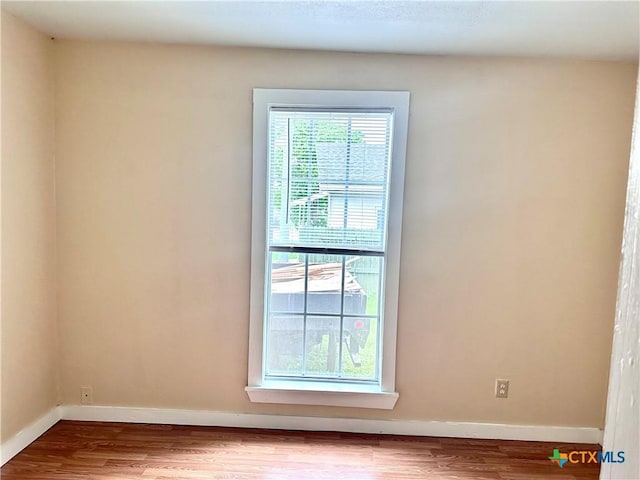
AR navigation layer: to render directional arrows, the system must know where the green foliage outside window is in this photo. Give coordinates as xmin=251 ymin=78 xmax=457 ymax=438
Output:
xmin=272 ymin=119 xmax=364 ymax=228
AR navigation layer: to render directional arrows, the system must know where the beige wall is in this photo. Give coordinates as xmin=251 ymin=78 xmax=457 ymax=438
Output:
xmin=1 ymin=13 xmax=58 ymax=442
xmin=53 ymin=40 xmax=636 ymax=427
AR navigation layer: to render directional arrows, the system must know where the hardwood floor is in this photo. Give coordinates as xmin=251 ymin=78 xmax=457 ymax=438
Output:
xmin=1 ymin=421 xmax=601 ymax=479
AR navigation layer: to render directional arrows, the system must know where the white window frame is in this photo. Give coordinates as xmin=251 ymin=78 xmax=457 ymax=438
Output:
xmin=246 ymin=89 xmax=409 ymax=409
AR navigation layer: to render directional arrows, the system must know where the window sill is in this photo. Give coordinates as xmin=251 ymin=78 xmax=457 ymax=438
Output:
xmin=245 ymin=381 xmax=399 ymax=409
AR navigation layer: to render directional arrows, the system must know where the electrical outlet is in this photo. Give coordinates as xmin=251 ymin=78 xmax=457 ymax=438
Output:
xmin=81 ymin=386 xmax=93 ymax=405
xmin=495 ymin=379 xmax=509 ymax=398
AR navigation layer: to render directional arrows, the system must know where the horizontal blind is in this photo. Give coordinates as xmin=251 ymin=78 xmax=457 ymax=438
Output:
xmin=267 ymin=108 xmax=393 ymax=252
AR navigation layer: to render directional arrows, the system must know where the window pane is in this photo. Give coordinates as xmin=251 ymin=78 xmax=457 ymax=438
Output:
xmin=305 ymin=254 xmax=343 ymax=315
xmin=270 ymin=253 xmax=306 ymax=314
xmin=341 ymin=317 xmax=378 ymax=381
xmin=267 ymin=110 xmax=392 ymax=251
xmin=266 ymin=315 xmax=304 ymax=375
xmin=304 ymin=316 xmax=340 ymax=377
xmin=345 ymin=256 xmax=382 ymax=316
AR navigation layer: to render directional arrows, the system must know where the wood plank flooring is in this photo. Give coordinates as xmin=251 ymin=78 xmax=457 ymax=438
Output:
xmin=1 ymin=421 xmax=601 ymax=479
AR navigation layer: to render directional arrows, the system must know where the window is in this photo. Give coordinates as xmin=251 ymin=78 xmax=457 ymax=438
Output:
xmin=247 ymin=89 xmax=409 ymax=409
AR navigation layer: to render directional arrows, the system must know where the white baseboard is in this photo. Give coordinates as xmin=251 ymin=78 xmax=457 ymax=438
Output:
xmin=1 ymin=406 xmax=61 ymax=466
xmin=60 ymin=405 xmax=603 ymax=444
xmin=0 ymin=404 xmax=602 ymax=465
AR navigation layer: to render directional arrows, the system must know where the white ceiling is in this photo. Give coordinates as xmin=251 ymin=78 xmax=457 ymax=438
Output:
xmin=3 ymin=1 xmax=639 ymax=61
